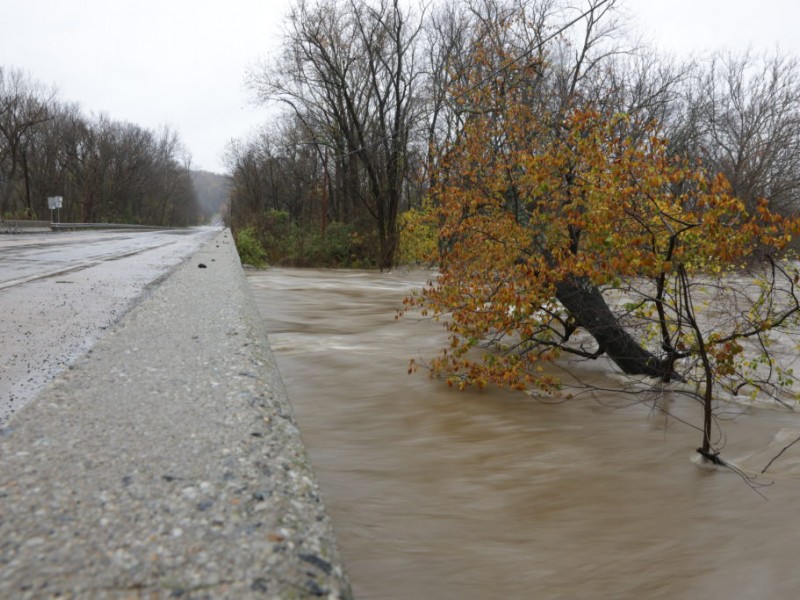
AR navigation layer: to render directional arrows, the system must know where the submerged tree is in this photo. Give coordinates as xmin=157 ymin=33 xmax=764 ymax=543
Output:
xmin=405 ymin=9 xmax=800 ymax=462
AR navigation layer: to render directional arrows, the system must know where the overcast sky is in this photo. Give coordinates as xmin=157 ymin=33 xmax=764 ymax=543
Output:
xmin=1 ymin=0 xmax=797 ymax=174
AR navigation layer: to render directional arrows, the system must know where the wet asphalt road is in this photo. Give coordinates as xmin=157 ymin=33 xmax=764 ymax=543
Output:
xmin=0 ymin=227 xmax=220 ymax=425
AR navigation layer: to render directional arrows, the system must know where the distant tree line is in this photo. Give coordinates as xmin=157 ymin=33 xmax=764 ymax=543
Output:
xmin=0 ymin=66 xmax=200 ymax=226
xmin=229 ymin=0 xmax=800 ymax=269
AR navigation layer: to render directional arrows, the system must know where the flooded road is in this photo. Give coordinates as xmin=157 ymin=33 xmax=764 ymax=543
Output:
xmin=248 ymin=268 xmax=800 ymax=599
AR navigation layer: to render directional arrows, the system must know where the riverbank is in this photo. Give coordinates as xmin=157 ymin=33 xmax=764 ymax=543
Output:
xmin=0 ymin=230 xmax=352 ymax=598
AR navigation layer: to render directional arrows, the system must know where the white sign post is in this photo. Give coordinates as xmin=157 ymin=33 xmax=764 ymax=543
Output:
xmin=47 ymin=196 xmax=63 ymax=224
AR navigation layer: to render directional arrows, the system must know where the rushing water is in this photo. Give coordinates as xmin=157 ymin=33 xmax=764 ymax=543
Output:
xmin=248 ymin=268 xmax=800 ymax=600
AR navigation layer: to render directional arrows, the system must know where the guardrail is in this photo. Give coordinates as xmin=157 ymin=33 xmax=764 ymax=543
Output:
xmin=50 ymin=222 xmax=173 ymax=231
xmin=0 ymin=219 xmax=51 ymax=233
xmin=1 ymin=221 xmax=176 ymax=233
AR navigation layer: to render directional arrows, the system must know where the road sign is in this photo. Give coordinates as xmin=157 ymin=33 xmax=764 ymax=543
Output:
xmin=48 ymin=196 xmax=63 ymax=209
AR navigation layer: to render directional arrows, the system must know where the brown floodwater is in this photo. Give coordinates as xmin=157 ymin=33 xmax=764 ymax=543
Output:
xmin=247 ymin=267 xmax=800 ymax=600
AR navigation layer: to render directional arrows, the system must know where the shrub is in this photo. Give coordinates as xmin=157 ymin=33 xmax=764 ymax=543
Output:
xmin=288 ymin=221 xmax=375 ymax=268
xmin=398 ymin=201 xmax=438 ymax=265
xmin=234 ymin=226 xmax=268 ymax=267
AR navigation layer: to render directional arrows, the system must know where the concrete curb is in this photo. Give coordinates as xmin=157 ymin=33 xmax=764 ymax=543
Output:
xmin=0 ymin=230 xmax=353 ymax=599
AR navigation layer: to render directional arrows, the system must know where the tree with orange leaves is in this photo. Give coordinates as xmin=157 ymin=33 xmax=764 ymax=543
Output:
xmin=406 ymin=28 xmax=800 ymax=464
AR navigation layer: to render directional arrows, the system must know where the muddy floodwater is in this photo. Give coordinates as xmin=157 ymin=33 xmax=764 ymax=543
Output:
xmin=248 ymin=268 xmax=800 ymax=600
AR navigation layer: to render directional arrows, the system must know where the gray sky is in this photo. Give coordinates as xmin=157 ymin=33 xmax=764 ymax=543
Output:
xmin=1 ymin=0 xmax=797 ymax=174
xmin=624 ymin=0 xmax=800 ymax=56
xmin=0 ymin=0 xmax=292 ymax=174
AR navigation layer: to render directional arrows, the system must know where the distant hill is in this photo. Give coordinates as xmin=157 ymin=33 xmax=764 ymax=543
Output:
xmin=191 ymin=170 xmax=231 ymax=222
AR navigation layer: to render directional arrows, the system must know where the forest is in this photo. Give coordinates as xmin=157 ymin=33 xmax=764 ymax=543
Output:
xmin=230 ymin=0 xmax=800 ymax=270
xmin=233 ymin=0 xmax=800 ymax=465
xmin=0 ymin=67 xmax=203 ymax=226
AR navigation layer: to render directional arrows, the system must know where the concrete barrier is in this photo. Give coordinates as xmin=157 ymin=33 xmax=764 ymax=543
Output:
xmin=0 ymin=230 xmax=353 ymax=599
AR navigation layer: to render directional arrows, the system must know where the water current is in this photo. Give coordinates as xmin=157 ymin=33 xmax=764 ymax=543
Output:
xmin=248 ymin=267 xmax=800 ymax=599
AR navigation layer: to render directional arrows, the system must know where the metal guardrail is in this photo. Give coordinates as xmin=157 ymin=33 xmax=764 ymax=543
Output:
xmin=0 ymin=220 xmax=51 ymax=233
xmin=0 ymin=220 xmax=177 ymax=234
xmin=49 ymin=222 xmax=174 ymax=231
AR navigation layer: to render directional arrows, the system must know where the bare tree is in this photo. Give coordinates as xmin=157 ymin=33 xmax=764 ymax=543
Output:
xmin=0 ymin=67 xmax=53 ymax=216
xmin=675 ymin=50 xmax=800 ymax=216
xmin=251 ymin=0 xmax=424 ymax=269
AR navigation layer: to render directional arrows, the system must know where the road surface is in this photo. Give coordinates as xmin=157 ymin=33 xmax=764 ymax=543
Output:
xmin=0 ymin=227 xmax=220 ymax=425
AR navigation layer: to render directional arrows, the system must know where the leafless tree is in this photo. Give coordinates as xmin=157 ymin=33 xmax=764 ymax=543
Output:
xmin=0 ymin=67 xmax=53 ymax=216
xmin=673 ymin=50 xmax=800 ymax=216
xmin=0 ymin=66 xmax=200 ymax=225
xmin=251 ymin=0 xmax=425 ymax=269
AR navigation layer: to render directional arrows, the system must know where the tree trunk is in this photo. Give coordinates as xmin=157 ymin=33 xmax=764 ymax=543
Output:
xmin=555 ymin=275 xmax=677 ymax=381
xmin=22 ymin=149 xmax=34 ymax=218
